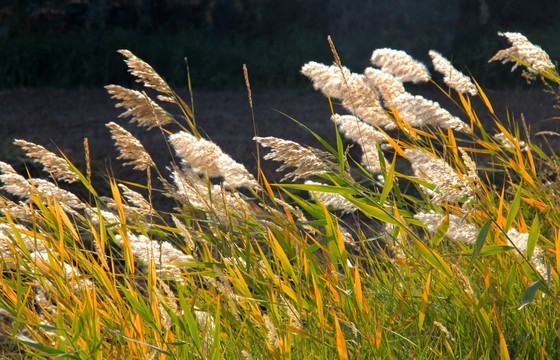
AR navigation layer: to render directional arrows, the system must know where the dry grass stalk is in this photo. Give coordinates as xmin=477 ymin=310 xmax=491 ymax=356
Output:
xmin=405 ymin=149 xmax=473 ymax=204
xmin=301 ymin=62 xmax=393 ymax=128
xmin=169 ymin=131 xmax=258 ymax=189
xmin=370 ymin=48 xmax=430 ymax=83
xmin=254 ymin=136 xmax=329 ymax=181
xmin=413 ymin=210 xmax=479 ymax=245
xmin=429 ymin=50 xmax=478 ymax=96
xmin=105 ymin=85 xmax=172 ymax=129
xmin=171 ymin=215 xmax=195 ymax=251
xmin=13 ymin=139 xmax=80 ymax=183
xmin=489 ymin=32 xmax=555 ymax=74
xmin=106 ymin=122 xmax=155 ymax=171
xmin=331 ymin=114 xmax=390 ymax=174
xmin=433 ymin=321 xmax=456 ymax=341
xmin=117 ymin=49 xmax=173 ymax=95
xmin=391 ymin=93 xmax=471 ymax=133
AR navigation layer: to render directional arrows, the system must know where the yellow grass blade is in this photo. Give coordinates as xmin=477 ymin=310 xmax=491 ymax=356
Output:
xmin=334 ymin=315 xmax=348 ymax=360
xmin=418 ymin=271 xmax=431 ymax=331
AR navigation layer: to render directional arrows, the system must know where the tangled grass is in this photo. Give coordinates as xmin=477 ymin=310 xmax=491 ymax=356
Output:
xmin=1 ymin=32 xmax=560 ymax=359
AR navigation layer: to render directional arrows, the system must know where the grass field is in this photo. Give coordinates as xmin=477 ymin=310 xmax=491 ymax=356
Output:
xmin=1 ymin=32 xmax=560 ymax=359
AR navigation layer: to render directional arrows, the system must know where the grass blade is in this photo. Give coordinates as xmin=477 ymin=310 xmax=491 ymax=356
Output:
xmin=517 ymin=280 xmax=542 ymax=310
xmin=470 ymin=219 xmax=492 ymax=266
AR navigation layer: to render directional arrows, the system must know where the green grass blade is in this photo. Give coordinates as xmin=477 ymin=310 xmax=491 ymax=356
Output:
xmin=470 ymin=219 xmax=492 ymax=266
xmin=517 ymin=280 xmax=542 ymax=310
xmin=526 ymin=215 xmax=540 ymax=260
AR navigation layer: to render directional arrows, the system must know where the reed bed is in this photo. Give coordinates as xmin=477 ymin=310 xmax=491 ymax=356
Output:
xmin=1 ymin=32 xmax=559 ymax=359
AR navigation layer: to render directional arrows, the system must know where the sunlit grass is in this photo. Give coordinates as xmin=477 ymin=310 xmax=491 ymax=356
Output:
xmin=1 ymin=32 xmax=560 ymax=359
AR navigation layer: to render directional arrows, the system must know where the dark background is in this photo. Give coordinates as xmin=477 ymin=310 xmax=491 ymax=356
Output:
xmin=1 ymin=0 xmax=559 ymax=90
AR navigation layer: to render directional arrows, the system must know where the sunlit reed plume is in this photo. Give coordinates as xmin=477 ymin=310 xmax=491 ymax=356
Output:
xmin=391 ymin=93 xmax=471 ymax=133
xmin=0 ymin=161 xmax=34 ymax=198
xmin=301 ymin=62 xmax=393 ymax=128
xmin=494 ymin=132 xmax=528 ymax=151
xmin=489 ymin=32 xmax=555 ymax=74
xmin=405 ymin=149 xmax=473 ymax=204
xmin=169 ymin=131 xmax=258 ymax=189
xmin=117 ymin=49 xmax=173 ymax=95
xmin=254 ymin=136 xmax=329 ymax=181
xmin=105 ymin=85 xmax=172 ymax=129
xmin=305 ymin=180 xmax=356 ymax=214
xmin=429 ymin=50 xmax=478 ymax=96
xmin=370 ymin=48 xmax=430 ymax=83
xmin=115 ymin=232 xmax=195 ymax=276
xmin=331 ymin=114 xmax=390 ymax=174
xmin=14 ymin=140 xmax=80 ymax=183
xmin=106 ymin=122 xmax=155 ymax=171
xmin=506 ymin=228 xmax=546 ymax=277
xmin=364 ymin=68 xmax=406 ymax=110
xmin=118 ymin=183 xmax=154 ymax=216
xmin=413 ymin=210 xmax=479 ymax=244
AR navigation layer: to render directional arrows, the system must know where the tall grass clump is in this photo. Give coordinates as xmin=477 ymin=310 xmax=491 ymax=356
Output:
xmin=1 ymin=31 xmax=560 ymax=359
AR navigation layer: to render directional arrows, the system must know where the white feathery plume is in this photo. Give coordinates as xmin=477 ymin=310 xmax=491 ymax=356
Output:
xmin=0 ymin=161 xmax=34 ymax=198
xmin=506 ymin=228 xmax=546 ymax=278
xmin=489 ymin=32 xmax=555 ymax=73
xmin=117 ymin=49 xmax=173 ymax=95
xmin=391 ymin=92 xmax=471 ymax=133
xmin=0 ymin=223 xmax=46 ymax=254
xmin=331 ymin=114 xmax=390 ymax=174
xmin=494 ymin=132 xmax=528 ymax=151
xmin=169 ymin=131 xmax=257 ymax=189
xmin=114 ymin=232 xmax=195 ymax=275
xmin=118 ymin=183 xmax=154 ymax=216
xmin=305 ymin=180 xmax=356 ymax=214
xmin=254 ymin=136 xmax=329 ymax=181
xmin=364 ymin=68 xmax=406 ymax=109
xmin=106 ymin=122 xmax=155 ymax=171
xmin=14 ymin=139 xmax=80 ymax=183
xmin=413 ymin=210 xmax=479 ymax=245
xmin=301 ymin=61 xmax=393 ymax=128
xmin=429 ymin=50 xmax=478 ymax=96
xmin=405 ymin=148 xmax=473 ymax=204
xmin=105 ymin=85 xmax=172 ymax=129
xmin=370 ymin=48 xmax=430 ymax=83
xmin=30 ymin=178 xmax=86 ymax=210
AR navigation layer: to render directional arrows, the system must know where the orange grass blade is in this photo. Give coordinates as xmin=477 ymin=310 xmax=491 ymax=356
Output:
xmin=334 ymin=315 xmax=349 ymax=360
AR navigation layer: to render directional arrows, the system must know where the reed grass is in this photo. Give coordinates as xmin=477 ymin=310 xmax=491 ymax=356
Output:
xmin=1 ymin=31 xmax=560 ymax=359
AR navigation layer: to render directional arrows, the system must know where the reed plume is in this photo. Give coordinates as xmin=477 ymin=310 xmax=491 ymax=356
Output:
xmin=301 ymin=62 xmax=393 ymax=128
xmin=105 ymin=85 xmax=172 ymax=129
xmin=489 ymin=32 xmax=555 ymax=74
xmin=429 ymin=50 xmax=478 ymax=96
xmin=14 ymin=140 xmax=80 ymax=183
xmin=413 ymin=210 xmax=479 ymax=244
xmin=117 ymin=49 xmax=173 ymax=95
xmin=370 ymin=48 xmax=430 ymax=83
xmin=106 ymin=122 xmax=155 ymax=171
xmin=169 ymin=131 xmax=258 ymax=189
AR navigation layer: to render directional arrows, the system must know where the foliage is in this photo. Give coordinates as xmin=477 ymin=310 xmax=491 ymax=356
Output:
xmin=1 ymin=32 xmax=560 ymax=359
